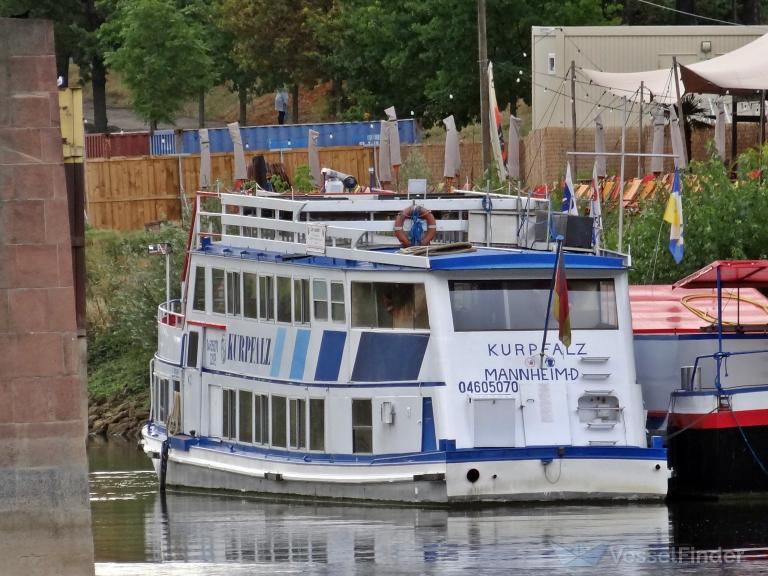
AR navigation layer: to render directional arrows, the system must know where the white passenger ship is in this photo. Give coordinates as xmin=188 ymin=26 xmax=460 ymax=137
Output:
xmin=141 ymin=188 xmax=668 ymax=502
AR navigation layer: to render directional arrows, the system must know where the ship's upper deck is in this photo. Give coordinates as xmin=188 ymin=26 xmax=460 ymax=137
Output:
xmin=189 ymin=189 xmax=627 ymax=272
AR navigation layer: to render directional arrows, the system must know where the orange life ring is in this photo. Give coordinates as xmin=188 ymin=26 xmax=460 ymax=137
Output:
xmin=394 ymin=205 xmax=437 ymax=248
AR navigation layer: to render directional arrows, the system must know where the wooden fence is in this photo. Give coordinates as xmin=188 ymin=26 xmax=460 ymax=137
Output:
xmin=84 ymin=143 xmax=485 ymax=230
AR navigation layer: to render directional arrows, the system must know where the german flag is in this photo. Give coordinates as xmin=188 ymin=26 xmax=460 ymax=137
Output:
xmin=553 ymin=251 xmax=571 ymax=347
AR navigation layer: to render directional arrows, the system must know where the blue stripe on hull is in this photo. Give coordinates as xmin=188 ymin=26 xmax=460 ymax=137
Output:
xmin=152 ymin=426 xmax=666 ymax=466
xmin=270 ymin=327 xmax=287 ymax=377
xmin=289 ymin=329 xmax=311 ymax=380
xmin=314 ymin=330 xmax=346 ymax=382
xmin=352 ymin=332 xmax=429 ymax=382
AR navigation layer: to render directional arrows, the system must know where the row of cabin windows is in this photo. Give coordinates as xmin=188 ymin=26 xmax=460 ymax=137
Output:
xmin=220 ymin=392 xmax=373 ymax=454
xmin=193 ymin=267 xmax=345 ymax=325
xmin=222 ymin=391 xmax=328 ymax=452
xmin=193 ymin=266 xmax=429 ymax=330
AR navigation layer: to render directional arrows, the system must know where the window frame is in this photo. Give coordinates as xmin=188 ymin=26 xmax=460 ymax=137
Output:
xmin=211 ymin=268 xmax=226 ymax=315
xmin=243 ymin=272 xmax=258 ymax=319
xmin=330 ymin=281 xmax=346 ymax=323
xmin=259 ymin=274 xmax=275 ymax=322
xmin=293 ymin=278 xmax=311 ymax=326
xmin=192 ymin=266 xmax=206 ymax=312
xmin=351 ymin=398 xmax=373 ymax=454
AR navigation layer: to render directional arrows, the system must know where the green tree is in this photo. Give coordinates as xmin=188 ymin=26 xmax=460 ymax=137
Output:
xmin=220 ymin=0 xmax=333 ymax=124
xmin=323 ymin=0 xmax=619 ymax=129
xmin=102 ymin=0 xmax=214 ymax=130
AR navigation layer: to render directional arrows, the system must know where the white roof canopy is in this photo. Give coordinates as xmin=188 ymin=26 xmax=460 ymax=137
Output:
xmin=580 ymin=67 xmax=681 ymax=104
xmin=681 ymin=32 xmax=768 ymax=94
xmin=580 ymin=32 xmax=768 ymax=102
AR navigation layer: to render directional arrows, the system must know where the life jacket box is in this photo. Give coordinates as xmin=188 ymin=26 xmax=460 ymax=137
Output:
xmin=534 ymin=212 xmax=594 ymax=249
xmin=467 ymin=211 xmax=521 ymax=246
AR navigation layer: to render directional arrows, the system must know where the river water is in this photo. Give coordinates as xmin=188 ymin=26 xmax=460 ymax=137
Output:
xmin=89 ymin=438 xmax=768 ymax=575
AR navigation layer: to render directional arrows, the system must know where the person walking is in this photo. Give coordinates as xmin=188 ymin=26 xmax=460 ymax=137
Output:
xmin=275 ymin=87 xmax=289 ymax=125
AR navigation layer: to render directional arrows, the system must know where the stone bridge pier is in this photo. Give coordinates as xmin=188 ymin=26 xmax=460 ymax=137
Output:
xmin=0 ymin=17 xmax=94 ymax=575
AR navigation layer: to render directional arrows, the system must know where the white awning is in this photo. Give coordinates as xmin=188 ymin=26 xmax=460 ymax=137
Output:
xmin=580 ymin=67 xmax=681 ymax=104
xmin=682 ymin=32 xmax=768 ymax=94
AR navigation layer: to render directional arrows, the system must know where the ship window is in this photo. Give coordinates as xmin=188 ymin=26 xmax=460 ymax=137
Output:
xmin=226 ymin=271 xmax=241 ymax=316
xmin=259 ymin=275 xmax=274 ymax=321
xmin=331 ymin=282 xmax=346 ymax=323
xmin=352 ymin=399 xmax=373 ymax=453
xmin=309 ymin=399 xmax=325 ymax=451
xmin=223 ymin=389 xmax=236 ymax=439
xmin=351 ymin=282 xmax=429 ymax=329
xmin=289 ymin=398 xmax=307 ymax=449
xmin=238 ymin=390 xmax=253 ymax=443
xmin=294 ymin=279 xmax=311 ymax=325
xmin=212 ymin=268 xmax=225 ymax=314
xmin=277 ymin=276 xmax=292 ymax=323
xmin=159 ymin=379 xmax=169 ymax=423
xmin=192 ymin=266 xmax=206 ymax=311
xmin=313 ymin=279 xmax=328 ymax=321
xmin=271 ymin=395 xmax=287 ymax=447
xmin=254 ymin=394 xmax=269 ymax=444
xmin=186 ymin=331 xmax=199 ymax=368
xmin=448 ymin=279 xmax=618 ymax=332
xmin=243 ymin=273 xmax=258 ymax=319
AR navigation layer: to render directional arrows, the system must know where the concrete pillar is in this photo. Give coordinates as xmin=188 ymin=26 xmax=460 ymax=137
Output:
xmin=0 ymin=17 xmax=94 ymax=575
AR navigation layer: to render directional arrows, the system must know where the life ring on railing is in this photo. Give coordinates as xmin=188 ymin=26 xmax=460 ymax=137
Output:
xmin=394 ymin=205 xmax=437 ymax=248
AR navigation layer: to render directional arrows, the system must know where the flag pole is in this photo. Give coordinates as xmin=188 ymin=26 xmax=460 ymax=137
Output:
xmin=540 ymin=237 xmax=564 ymax=368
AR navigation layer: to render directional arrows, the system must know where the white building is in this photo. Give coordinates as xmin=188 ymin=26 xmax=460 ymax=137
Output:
xmin=531 ymin=26 xmax=768 ymax=130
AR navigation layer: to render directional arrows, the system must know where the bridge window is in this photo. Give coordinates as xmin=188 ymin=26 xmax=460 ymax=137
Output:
xmin=331 ymin=282 xmax=345 ymax=323
xmin=212 ymin=268 xmax=225 ymax=314
xmin=449 ymin=279 xmax=618 ymax=332
xmin=294 ymin=279 xmax=310 ymax=325
xmin=352 ymin=399 xmax=373 ymax=453
xmin=259 ymin=275 xmax=274 ymax=321
xmin=243 ymin=273 xmax=258 ymax=319
xmin=313 ymin=279 xmax=328 ymax=321
xmin=226 ymin=271 xmax=241 ymax=316
xmin=351 ymin=282 xmax=429 ymax=329
xmin=192 ymin=266 xmax=206 ymax=311
xmin=277 ymin=276 xmax=292 ymax=323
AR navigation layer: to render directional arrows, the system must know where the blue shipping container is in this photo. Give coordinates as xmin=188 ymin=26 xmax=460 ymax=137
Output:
xmin=179 ymin=120 xmax=417 ymax=155
xmin=150 ymin=129 xmax=178 ymax=155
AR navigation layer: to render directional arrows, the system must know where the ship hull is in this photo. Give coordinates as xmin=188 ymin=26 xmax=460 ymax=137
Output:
xmin=143 ymin=425 xmax=667 ymax=504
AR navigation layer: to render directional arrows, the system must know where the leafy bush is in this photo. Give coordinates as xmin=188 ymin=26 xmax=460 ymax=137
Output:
xmin=293 ymin=165 xmax=315 ymax=192
xmin=87 ymin=223 xmax=187 ymax=398
xmin=399 ymin=149 xmax=431 ymax=190
xmin=604 ymin=144 xmax=768 ymax=285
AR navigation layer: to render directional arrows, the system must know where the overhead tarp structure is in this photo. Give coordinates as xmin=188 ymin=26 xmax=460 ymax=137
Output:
xmin=507 ymin=115 xmax=521 ymax=181
xmin=680 ymin=33 xmax=768 ymax=95
xmin=714 ymin=99 xmax=726 ymax=161
xmin=378 ymin=106 xmax=401 ymax=187
xmin=308 ymin=129 xmax=321 ymax=187
xmin=650 ymin=104 xmax=666 ymax=173
xmin=227 ymin=122 xmax=247 ymax=181
xmin=580 ymin=67 xmax=680 ymax=104
xmin=442 ymin=115 xmax=461 ymax=179
xmin=198 ymin=128 xmax=211 ymax=189
xmin=488 ymin=62 xmax=508 ymax=182
xmin=594 ymin=112 xmax=606 ymax=177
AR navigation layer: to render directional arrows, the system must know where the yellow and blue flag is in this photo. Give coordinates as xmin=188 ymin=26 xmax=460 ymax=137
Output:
xmin=663 ymin=169 xmax=684 ymax=264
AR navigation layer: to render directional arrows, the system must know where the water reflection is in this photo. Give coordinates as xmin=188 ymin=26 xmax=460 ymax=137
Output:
xmin=89 ymin=440 xmax=768 ymax=575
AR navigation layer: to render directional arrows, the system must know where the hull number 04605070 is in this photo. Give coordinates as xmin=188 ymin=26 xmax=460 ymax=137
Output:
xmin=458 ymin=380 xmax=519 ymax=394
